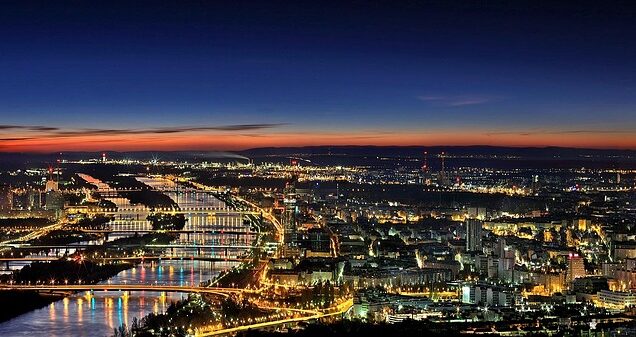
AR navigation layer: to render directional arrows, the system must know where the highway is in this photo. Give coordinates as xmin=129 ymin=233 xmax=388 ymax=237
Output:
xmin=0 ymin=220 xmax=67 ymax=246
xmin=195 ymin=299 xmax=354 ymax=336
xmin=231 ymin=194 xmax=284 ymax=245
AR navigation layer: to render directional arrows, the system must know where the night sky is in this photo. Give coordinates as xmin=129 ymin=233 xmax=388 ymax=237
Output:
xmin=1 ymin=1 xmax=635 ymax=151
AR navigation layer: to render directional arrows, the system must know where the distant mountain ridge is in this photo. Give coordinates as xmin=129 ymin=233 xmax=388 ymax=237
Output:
xmin=239 ymin=145 xmax=636 ymax=160
xmin=0 ymin=146 xmax=634 ymax=164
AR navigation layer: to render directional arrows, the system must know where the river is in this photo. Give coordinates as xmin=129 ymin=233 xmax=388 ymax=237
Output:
xmin=0 ymin=176 xmax=251 ymax=336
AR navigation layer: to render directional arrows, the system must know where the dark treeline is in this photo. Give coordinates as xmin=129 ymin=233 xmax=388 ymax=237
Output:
xmin=28 ymin=229 xmax=99 ymax=245
xmin=147 ymin=213 xmax=187 ymax=230
xmin=1 ymin=260 xmax=131 ymax=284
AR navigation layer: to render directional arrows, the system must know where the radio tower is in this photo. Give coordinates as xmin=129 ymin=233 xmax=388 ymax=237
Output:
xmin=422 ymin=151 xmax=429 ymax=173
xmin=421 ymin=151 xmax=430 ymax=185
xmin=438 ymin=151 xmax=448 ymax=186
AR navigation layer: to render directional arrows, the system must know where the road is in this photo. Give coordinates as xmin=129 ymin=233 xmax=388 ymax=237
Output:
xmin=195 ymin=298 xmax=354 ymax=336
xmin=0 ymin=220 xmax=67 ymax=246
xmin=231 ymin=194 xmax=284 ymax=245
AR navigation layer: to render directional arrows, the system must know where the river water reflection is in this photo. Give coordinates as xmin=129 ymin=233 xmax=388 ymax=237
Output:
xmin=0 ymin=176 xmax=250 ymax=336
xmin=0 ymin=259 xmax=238 ymax=337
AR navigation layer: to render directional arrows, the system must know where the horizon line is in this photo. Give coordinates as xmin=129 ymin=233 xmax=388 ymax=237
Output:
xmin=1 ymin=144 xmax=636 ymax=155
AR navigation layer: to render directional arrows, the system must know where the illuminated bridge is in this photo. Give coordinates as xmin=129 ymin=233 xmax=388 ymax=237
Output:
xmin=0 ymin=284 xmax=244 ymax=297
xmin=65 ymin=205 xmax=261 ymax=216
xmin=92 ymin=187 xmax=198 ymax=196
xmin=0 ymin=257 xmax=59 ymax=262
xmin=77 ymin=228 xmax=259 ymax=236
xmin=0 ymin=255 xmax=249 ymax=263
xmin=5 ymin=243 xmax=260 ymax=250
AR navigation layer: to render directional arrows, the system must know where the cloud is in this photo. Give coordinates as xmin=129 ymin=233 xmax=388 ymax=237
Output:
xmin=417 ymin=94 xmax=497 ymax=106
xmin=0 ymin=137 xmax=37 ymax=141
xmin=0 ymin=125 xmax=60 ymax=131
xmin=0 ymin=123 xmax=288 ymax=139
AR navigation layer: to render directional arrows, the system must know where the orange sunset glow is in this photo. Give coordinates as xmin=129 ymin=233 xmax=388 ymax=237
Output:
xmin=1 ymin=128 xmax=634 ymax=152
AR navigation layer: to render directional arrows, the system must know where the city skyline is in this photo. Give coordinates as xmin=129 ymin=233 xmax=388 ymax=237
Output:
xmin=1 ymin=2 xmax=636 ymax=336
xmin=1 ymin=1 xmax=635 ymax=151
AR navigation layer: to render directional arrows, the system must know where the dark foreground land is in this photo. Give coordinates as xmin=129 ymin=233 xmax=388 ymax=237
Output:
xmin=237 ymin=319 xmax=636 ymax=337
xmin=0 ymin=291 xmax=64 ymax=323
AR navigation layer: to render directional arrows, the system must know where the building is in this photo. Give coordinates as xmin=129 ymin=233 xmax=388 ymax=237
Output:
xmin=475 ymin=255 xmax=499 ymax=279
xmin=345 ymin=267 xmax=453 ymax=289
xmin=461 ymin=283 xmax=519 ymax=307
xmin=576 ymin=219 xmax=591 ymax=232
xmin=45 ymin=190 xmax=65 ymax=211
xmin=27 ymin=189 xmax=42 ymax=210
xmin=615 ymin=261 xmax=636 ymax=290
xmin=268 ymin=258 xmax=345 ymax=286
xmin=45 ymin=179 xmax=59 ymax=192
xmin=468 ymin=207 xmax=487 ymax=220
xmin=614 ymin=242 xmax=636 ymax=260
xmin=567 ymin=253 xmax=586 ymax=285
xmin=597 ymin=290 xmax=636 ymax=309
xmin=301 ymin=227 xmax=332 ymax=257
xmin=572 ymin=276 xmax=609 ymax=295
xmin=466 ymin=219 xmax=483 ymax=252
xmin=282 ymin=180 xmax=299 ymax=252
xmin=385 ymin=310 xmax=443 ymax=324
xmin=0 ymin=185 xmax=12 ymax=211
xmin=352 ymin=288 xmax=434 ymax=322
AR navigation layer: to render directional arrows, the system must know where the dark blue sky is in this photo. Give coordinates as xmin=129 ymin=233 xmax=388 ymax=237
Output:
xmin=1 ymin=1 xmax=635 ymax=151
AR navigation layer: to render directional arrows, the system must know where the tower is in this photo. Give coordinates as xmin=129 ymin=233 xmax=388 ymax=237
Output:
xmin=422 ymin=151 xmax=429 ymax=173
xmin=567 ymin=253 xmax=586 ymax=284
xmin=45 ymin=166 xmax=59 ymax=192
xmin=466 ymin=218 xmax=483 ymax=253
xmin=282 ymin=175 xmax=299 ymax=250
xmin=437 ymin=151 xmax=448 ymax=186
xmin=421 ymin=151 xmax=431 ymax=185
xmin=0 ymin=184 xmax=12 ymax=211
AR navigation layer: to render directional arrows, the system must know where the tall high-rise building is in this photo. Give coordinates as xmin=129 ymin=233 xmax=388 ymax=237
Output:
xmin=466 ymin=219 xmax=483 ymax=252
xmin=45 ymin=179 xmax=59 ymax=192
xmin=45 ymin=190 xmax=65 ymax=211
xmin=567 ymin=253 xmax=586 ymax=284
xmin=0 ymin=185 xmax=13 ymax=211
xmin=28 ymin=189 xmax=42 ymax=210
xmin=468 ymin=207 xmax=487 ymax=220
xmin=282 ymin=179 xmax=299 ymax=248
